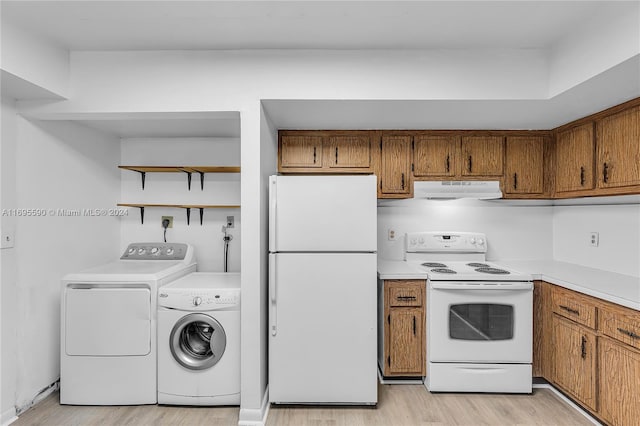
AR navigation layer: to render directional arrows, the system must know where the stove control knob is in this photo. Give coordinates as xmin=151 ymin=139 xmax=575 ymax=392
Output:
xmin=137 ymin=247 xmax=146 ymax=255
xmin=150 ymin=247 xmax=159 ymax=254
xmin=477 ymin=238 xmax=485 ymax=246
xmin=128 ymin=247 xmax=135 ymax=254
xmin=166 ymin=247 xmax=174 ymax=255
xmin=193 ymin=296 xmax=202 ymax=306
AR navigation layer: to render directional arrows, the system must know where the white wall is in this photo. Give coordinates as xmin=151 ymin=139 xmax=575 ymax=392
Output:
xmin=1 ymin=96 xmax=19 ymax=424
xmin=377 ymin=200 xmax=554 ymax=261
xmin=553 ymin=204 xmax=640 ymax=277
xmin=8 ymin=116 xmax=120 ymax=412
xmin=120 ymin=137 xmax=241 ymax=272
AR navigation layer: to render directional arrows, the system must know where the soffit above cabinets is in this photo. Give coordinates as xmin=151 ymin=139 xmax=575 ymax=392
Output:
xmin=21 ymin=111 xmax=241 ymax=139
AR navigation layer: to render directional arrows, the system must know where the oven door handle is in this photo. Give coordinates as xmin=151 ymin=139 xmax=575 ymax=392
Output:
xmin=430 ymin=282 xmax=532 ymax=290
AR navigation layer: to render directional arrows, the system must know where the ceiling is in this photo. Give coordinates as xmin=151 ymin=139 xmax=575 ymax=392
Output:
xmin=1 ymin=1 xmax=627 ymax=51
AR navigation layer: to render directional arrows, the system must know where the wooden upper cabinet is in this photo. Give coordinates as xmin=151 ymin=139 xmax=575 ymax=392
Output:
xmin=555 ymin=123 xmax=595 ymax=193
xmin=278 ymin=131 xmax=373 ymax=173
xmin=461 ymin=136 xmax=504 ymax=176
xmin=505 ymin=136 xmax=544 ymax=194
xmin=327 ymin=134 xmax=371 ymax=169
xmin=379 ymin=134 xmax=412 ymax=197
xmin=413 ymin=135 xmax=459 ymax=177
xmin=279 ymin=134 xmax=323 ymax=169
xmin=596 ymin=105 xmax=640 ymax=188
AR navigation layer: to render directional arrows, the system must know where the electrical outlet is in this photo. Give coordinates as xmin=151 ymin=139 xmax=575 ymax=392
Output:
xmin=226 ymin=216 xmax=235 ymax=228
xmin=162 ymin=216 xmax=173 ymax=228
xmin=1 ymin=228 xmax=15 ymax=249
xmin=589 ymin=232 xmax=599 ymax=247
xmin=388 ymin=229 xmax=397 ymax=241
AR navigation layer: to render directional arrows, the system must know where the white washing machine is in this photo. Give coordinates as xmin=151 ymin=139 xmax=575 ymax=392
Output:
xmin=60 ymin=242 xmax=196 ymax=405
xmin=158 ymin=272 xmax=240 ymax=406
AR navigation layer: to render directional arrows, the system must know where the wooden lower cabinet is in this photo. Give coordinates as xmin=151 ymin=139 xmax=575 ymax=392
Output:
xmin=551 ymin=315 xmax=597 ymax=411
xmin=537 ymin=282 xmax=640 ymax=425
xmin=379 ymin=280 xmax=425 ymax=377
xmin=598 ymin=337 xmax=640 ymax=426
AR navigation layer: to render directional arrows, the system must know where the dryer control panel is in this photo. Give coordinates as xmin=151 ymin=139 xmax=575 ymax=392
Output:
xmin=121 ymin=243 xmax=189 ymax=260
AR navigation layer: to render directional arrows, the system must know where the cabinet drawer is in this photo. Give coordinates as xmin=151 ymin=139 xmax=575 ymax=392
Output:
xmin=600 ymin=306 xmax=640 ymax=350
xmin=387 ymin=281 xmax=423 ymax=307
xmin=551 ymin=287 xmax=596 ymax=329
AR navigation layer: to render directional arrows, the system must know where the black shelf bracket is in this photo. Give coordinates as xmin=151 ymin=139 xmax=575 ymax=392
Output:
xmin=182 ymin=171 xmax=193 ymax=191
xmin=139 ymin=206 xmax=145 ymax=224
xmin=137 ymin=171 xmax=146 ymax=190
xmin=199 ymin=208 xmax=204 ymax=225
xmin=185 ymin=207 xmax=191 ymax=225
xmin=199 ymin=172 xmax=205 ymax=190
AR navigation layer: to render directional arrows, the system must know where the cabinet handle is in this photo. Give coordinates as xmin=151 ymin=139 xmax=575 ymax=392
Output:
xmin=446 ymin=155 xmax=450 ymax=173
xmin=580 ymin=166 xmax=585 ymax=186
xmin=603 ymin=162 xmax=609 ymax=183
xmin=617 ymin=327 xmax=640 ymax=340
xmin=468 ymin=156 xmax=473 ymax=173
xmin=397 ymin=295 xmax=416 ymax=301
xmin=581 ymin=336 xmax=587 ymax=359
xmin=401 ymin=173 xmax=405 ymax=190
xmin=335 ymin=147 xmax=339 ymax=164
xmin=513 ymin=173 xmax=518 ymax=190
xmin=313 ymin=147 xmax=317 ymax=164
xmin=413 ymin=316 xmax=417 ymax=336
xmin=559 ymin=305 xmax=580 ymax=316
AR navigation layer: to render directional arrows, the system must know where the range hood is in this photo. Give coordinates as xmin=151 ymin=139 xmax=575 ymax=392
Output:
xmin=414 ymin=180 xmax=503 ymax=199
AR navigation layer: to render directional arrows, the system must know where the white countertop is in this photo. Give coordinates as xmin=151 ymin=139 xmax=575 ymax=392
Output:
xmin=378 ymin=259 xmax=640 ymax=311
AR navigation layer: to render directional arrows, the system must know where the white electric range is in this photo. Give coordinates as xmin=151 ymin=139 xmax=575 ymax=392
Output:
xmin=405 ymin=231 xmax=533 ymax=394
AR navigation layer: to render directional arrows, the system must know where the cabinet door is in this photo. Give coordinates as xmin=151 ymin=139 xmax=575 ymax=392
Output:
xmin=599 ymin=337 xmax=640 ymax=426
xmin=413 ymin=135 xmax=459 ymax=177
xmin=380 ymin=135 xmax=412 ymax=196
xmin=388 ymin=308 xmax=423 ymax=375
xmin=461 ymin=136 xmax=504 ymax=176
xmin=552 ymin=315 xmax=597 ymax=411
xmin=597 ymin=106 xmax=640 ymax=188
xmin=326 ymin=134 xmax=371 ymax=169
xmin=280 ymin=134 xmax=323 ymax=169
xmin=533 ymin=281 xmax=553 ymax=378
xmin=505 ymin=136 xmax=544 ymax=194
xmin=555 ymin=123 xmax=595 ymax=193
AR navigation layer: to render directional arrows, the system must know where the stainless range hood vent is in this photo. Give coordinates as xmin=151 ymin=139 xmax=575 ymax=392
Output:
xmin=414 ymin=180 xmax=503 ymax=200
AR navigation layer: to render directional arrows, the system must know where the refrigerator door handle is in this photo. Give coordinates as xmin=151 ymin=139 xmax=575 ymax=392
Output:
xmin=269 ymin=255 xmax=277 ymax=336
xmin=269 ymin=176 xmax=277 ymax=252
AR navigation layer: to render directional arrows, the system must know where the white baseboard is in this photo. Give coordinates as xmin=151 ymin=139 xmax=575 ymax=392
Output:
xmin=1 ymin=407 xmax=18 ymax=426
xmin=532 ymin=383 xmax=602 ymax=426
xmin=238 ymin=386 xmax=269 ymax=426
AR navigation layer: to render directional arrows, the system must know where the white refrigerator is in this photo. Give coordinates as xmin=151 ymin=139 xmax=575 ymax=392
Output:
xmin=268 ymin=175 xmax=378 ymax=405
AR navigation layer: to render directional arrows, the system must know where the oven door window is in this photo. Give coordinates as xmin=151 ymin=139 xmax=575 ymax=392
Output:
xmin=449 ymin=303 xmax=513 ymax=340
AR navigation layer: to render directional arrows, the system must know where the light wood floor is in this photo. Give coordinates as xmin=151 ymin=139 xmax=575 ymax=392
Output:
xmin=14 ymin=385 xmax=595 ymax=426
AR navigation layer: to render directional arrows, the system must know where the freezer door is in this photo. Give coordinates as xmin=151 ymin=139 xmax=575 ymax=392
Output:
xmin=269 ymin=253 xmax=377 ymax=404
xmin=269 ymin=175 xmax=377 ymax=252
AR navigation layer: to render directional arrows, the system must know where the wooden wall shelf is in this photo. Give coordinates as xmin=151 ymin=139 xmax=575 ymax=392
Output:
xmin=119 ymin=165 xmax=241 ymax=190
xmin=117 ymin=203 xmax=240 ymax=225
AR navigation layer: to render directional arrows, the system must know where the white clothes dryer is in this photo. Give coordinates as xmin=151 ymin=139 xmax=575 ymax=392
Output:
xmin=158 ymin=272 xmax=240 ymax=406
xmin=60 ymin=243 xmax=196 ymax=405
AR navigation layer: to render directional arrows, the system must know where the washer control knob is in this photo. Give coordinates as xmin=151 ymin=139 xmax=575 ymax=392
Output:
xmin=410 ymin=238 xmax=417 ymax=245
xmin=137 ymin=247 xmax=146 ymax=254
xmin=418 ymin=237 xmax=425 ymax=244
xmin=470 ymin=237 xmax=476 ymax=244
xmin=193 ymin=296 xmax=202 ymax=306
xmin=477 ymin=238 xmax=485 ymax=246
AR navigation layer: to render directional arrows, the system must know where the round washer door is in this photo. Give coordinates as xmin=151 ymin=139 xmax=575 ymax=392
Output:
xmin=169 ymin=313 xmax=226 ymax=370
